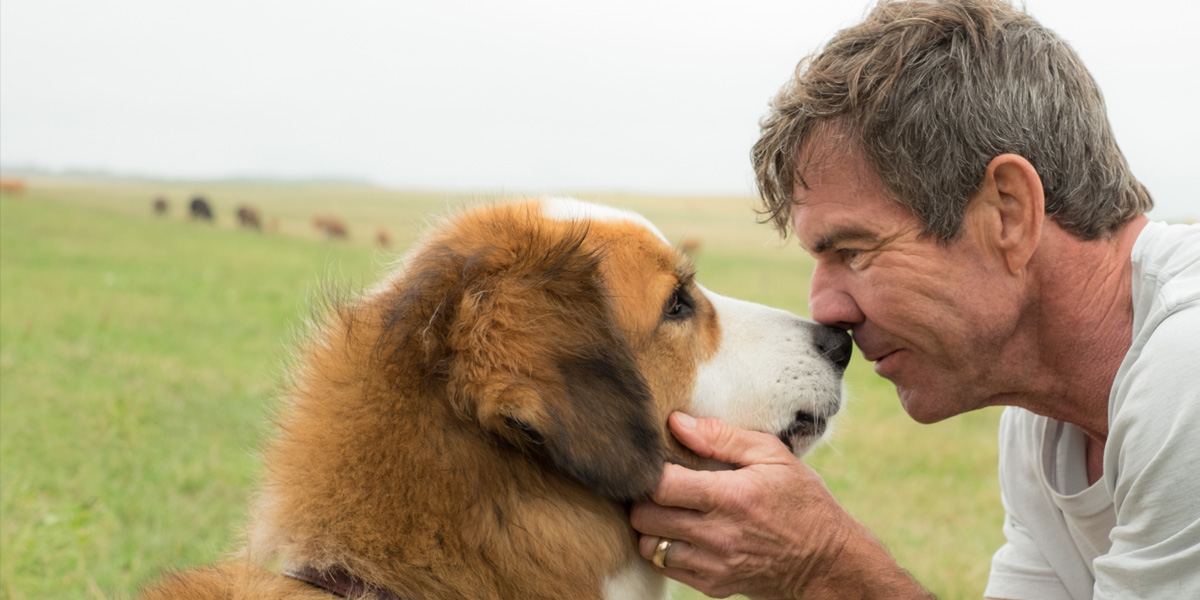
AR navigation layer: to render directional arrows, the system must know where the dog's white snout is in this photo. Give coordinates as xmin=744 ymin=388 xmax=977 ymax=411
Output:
xmin=690 ymin=287 xmax=847 ymax=454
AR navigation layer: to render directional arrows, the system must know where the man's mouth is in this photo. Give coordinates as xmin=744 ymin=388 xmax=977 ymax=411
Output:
xmin=861 ymin=347 xmax=896 ymax=362
xmin=869 ymin=349 xmax=902 ymax=376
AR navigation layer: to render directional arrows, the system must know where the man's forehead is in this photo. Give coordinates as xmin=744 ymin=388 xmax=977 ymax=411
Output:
xmin=787 ymin=144 xmax=907 ymax=254
xmin=790 ymin=160 xmax=884 ymax=220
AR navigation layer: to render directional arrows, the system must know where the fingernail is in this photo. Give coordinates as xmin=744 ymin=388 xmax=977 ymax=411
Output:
xmin=674 ymin=412 xmax=697 ymax=430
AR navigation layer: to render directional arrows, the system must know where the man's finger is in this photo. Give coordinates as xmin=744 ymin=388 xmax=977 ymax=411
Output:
xmin=669 ymin=412 xmax=794 ymax=468
xmin=630 ymin=485 xmax=710 ymax=534
xmin=638 ymin=536 xmax=721 ymax=575
xmin=643 ymin=462 xmax=730 ymax=513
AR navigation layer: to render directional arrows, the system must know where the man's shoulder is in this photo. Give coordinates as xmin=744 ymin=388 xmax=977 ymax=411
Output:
xmin=1096 ymin=223 xmax=1200 ymax=595
xmin=1106 ymin=269 xmax=1200 ymax=511
xmin=1131 ymin=221 xmax=1200 ymax=305
xmin=1116 ymin=220 xmax=1200 ymax=417
xmin=1114 ymin=218 xmax=1200 ymax=415
xmin=1111 ymin=303 xmax=1200 ymax=419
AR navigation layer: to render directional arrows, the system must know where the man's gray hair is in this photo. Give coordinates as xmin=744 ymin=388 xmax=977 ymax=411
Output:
xmin=752 ymin=0 xmax=1152 ymax=242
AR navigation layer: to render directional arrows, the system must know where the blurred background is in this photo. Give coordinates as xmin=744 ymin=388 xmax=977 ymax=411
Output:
xmin=1 ymin=1 xmax=1196 ymax=599
xmin=1 ymin=0 xmax=1197 ymax=221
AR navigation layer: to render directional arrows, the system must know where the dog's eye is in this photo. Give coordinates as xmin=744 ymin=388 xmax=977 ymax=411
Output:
xmin=664 ymin=289 xmax=695 ymax=321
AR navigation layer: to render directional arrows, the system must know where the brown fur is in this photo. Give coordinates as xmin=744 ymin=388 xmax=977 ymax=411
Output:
xmin=141 ymin=563 xmax=332 ymax=600
xmin=140 ymin=201 xmax=721 ymax=599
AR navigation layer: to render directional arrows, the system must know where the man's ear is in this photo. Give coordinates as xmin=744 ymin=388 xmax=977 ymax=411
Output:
xmin=969 ymin=153 xmax=1045 ymax=274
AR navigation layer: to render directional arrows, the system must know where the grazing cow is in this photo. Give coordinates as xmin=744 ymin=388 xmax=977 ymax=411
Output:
xmin=190 ymin=196 xmax=213 ymax=222
xmin=153 ymin=197 xmax=168 ymax=215
xmin=375 ymin=228 xmax=391 ymax=248
xmin=0 ymin=179 xmax=25 ymax=195
xmin=681 ymin=236 xmax=703 ymax=257
xmin=313 ymin=215 xmax=348 ymax=239
xmin=236 ymin=205 xmax=262 ymax=231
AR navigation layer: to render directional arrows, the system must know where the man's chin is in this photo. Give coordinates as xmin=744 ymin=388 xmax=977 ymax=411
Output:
xmin=895 ymin=386 xmax=960 ymax=425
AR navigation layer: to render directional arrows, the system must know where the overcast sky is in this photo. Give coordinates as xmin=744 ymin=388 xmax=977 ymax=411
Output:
xmin=1 ymin=0 xmax=1196 ymax=221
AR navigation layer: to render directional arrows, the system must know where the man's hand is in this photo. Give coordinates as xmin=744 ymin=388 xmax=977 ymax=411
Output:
xmin=630 ymin=412 xmax=931 ymax=599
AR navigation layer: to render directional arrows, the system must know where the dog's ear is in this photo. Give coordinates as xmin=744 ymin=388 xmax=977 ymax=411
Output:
xmin=545 ymin=348 xmax=665 ymax=500
xmin=445 ymin=229 xmax=665 ymax=500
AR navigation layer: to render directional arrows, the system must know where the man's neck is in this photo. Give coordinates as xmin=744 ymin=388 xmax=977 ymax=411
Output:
xmin=1016 ymin=215 xmax=1149 ymax=443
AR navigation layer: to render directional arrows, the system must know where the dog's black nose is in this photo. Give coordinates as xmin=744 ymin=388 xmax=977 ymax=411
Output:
xmin=815 ymin=326 xmax=853 ymax=371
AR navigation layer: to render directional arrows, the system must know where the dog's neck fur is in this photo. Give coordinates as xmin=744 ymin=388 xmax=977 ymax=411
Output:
xmin=243 ymin=313 xmax=665 ymax=600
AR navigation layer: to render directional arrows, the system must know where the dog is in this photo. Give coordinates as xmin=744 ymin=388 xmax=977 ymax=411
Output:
xmin=140 ymin=198 xmax=851 ymax=600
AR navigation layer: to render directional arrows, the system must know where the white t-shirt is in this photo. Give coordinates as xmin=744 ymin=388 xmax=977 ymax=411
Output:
xmin=985 ymin=221 xmax=1200 ymax=600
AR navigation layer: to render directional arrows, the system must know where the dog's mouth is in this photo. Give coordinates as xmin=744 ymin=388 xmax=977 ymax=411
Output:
xmin=778 ymin=411 xmax=828 ymax=453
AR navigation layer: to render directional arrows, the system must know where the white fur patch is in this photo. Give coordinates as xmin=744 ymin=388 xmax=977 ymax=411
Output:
xmin=539 ymin=197 xmax=670 ymax=244
xmin=691 ymin=285 xmax=843 ymax=457
xmin=602 ymin=559 xmax=670 ymax=600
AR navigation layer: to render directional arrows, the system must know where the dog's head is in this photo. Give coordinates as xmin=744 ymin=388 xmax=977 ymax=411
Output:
xmin=368 ymin=198 xmax=849 ymax=501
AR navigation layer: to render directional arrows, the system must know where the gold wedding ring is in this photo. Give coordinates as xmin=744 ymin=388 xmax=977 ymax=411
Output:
xmin=652 ymin=538 xmax=674 ymax=569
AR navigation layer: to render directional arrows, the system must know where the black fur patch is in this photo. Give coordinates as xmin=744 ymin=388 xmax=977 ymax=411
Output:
xmin=551 ymin=352 xmax=664 ymax=500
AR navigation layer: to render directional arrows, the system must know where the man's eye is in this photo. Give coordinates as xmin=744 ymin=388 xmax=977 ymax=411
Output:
xmin=837 ymin=248 xmax=862 ymax=261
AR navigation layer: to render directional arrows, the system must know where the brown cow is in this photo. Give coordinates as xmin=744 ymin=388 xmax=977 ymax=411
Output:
xmin=0 ymin=179 xmax=25 ymax=195
xmin=236 ymin=205 xmax=262 ymax=231
xmin=313 ymin=215 xmax=348 ymax=239
xmin=153 ymin=197 xmax=168 ymax=215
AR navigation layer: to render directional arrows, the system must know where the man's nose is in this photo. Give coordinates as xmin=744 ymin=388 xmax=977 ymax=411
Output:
xmin=809 ymin=263 xmax=864 ymax=330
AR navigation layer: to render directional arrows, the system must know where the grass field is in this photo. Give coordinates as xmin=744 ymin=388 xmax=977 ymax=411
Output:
xmin=0 ymin=178 xmax=1005 ymax=599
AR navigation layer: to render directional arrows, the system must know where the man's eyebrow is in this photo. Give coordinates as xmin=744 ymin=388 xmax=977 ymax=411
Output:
xmin=806 ymin=227 xmax=880 ymax=254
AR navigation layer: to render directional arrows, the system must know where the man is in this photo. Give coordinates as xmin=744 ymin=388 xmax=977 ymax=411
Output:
xmin=630 ymin=1 xmax=1200 ymax=598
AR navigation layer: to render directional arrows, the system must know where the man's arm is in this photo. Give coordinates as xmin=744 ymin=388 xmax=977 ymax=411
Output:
xmin=629 ymin=413 xmax=932 ymax=599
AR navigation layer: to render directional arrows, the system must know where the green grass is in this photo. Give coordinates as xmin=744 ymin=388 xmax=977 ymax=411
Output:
xmin=0 ymin=179 xmax=1004 ymax=599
